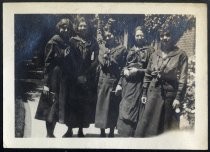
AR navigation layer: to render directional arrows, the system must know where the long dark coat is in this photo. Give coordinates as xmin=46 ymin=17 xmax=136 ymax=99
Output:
xmin=35 ymin=34 xmax=70 ymax=123
xmin=95 ymin=43 xmax=127 ymax=129
xmin=134 ymin=47 xmax=188 ymax=137
xmin=63 ymin=35 xmax=99 ymax=128
xmin=117 ymin=45 xmax=154 ymax=137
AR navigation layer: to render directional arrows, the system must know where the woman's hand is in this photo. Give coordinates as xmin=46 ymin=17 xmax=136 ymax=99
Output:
xmin=151 ymin=71 xmax=161 ymax=79
xmin=128 ymin=67 xmax=138 ymax=77
xmin=103 ymin=53 xmax=109 ymax=60
xmin=141 ymin=96 xmax=147 ymax=104
xmin=128 ymin=67 xmax=138 ymax=74
xmin=64 ymin=47 xmax=71 ymax=57
xmin=123 ymin=68 xmax=130 ymax=77
xmin=43 ymin=86 xmax=49 ymax=95
xmin=115 ymin=85 xmax=122 ymax=96
xmin=172 ymin=99 xmax=180 ymax=109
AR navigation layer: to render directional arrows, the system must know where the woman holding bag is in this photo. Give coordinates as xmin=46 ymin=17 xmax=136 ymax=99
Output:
xmin=35 ymin=18 xmax=74 ymax=137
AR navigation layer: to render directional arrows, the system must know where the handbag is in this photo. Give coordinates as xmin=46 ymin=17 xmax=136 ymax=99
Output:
xmin=34 ymin=91 xmax=56 ymax=122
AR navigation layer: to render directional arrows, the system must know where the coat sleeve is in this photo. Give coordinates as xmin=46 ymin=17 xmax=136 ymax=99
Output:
xmin=84 ymin=40 xmax=99 ymax=75
xmin=92 ymin=41 xmax=99 ymax=68
xmin=175 ymin=52 xmax=188 ymax=101
xmin=142 ymin=53 xmax=154 ymax=96
xmin=110 ymin=47 xmax=128 ymax=69
xmin=117 ymin=77 xmax=123 ymax=86
xmin=43 ymin=42 xmax=63 ymax=87
xmin=137 ymin=47 xmax=155 ymax=74
xmin=98 ymin=44 xmax=107 ymax=67
xmin=43 ymin=43 xmax=54 ymax=87
xmin=117 ymin=48 xmax=129 ymax=86
xmin=113 ymin=47 xmax=128 ymax=79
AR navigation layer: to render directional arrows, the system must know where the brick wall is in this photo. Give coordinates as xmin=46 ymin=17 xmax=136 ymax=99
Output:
xmin=176 ymin=27 xmax=195 ymax=57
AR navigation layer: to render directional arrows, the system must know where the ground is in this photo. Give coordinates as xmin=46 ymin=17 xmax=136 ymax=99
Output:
xmin=25 ymin=91 xmax=193 ymax=138
xmin=27 ymin=93 xmax=118 ymax=138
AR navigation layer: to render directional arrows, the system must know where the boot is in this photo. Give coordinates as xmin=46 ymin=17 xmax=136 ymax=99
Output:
xmin=62 ymin=127 xmax=73 ymax=138
xmin=78 ymin=127 xmax=85 ymax=137
xmin=108 ymin=127 xmax=114 ymax=137
xmin=100 ymin=128 xmax=106 ymax=137
xmin=46 ymin=121 xmax=56 ymax=138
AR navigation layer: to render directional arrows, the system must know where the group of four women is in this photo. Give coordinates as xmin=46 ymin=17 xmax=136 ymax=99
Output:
xmin=35 ymin=16 xmax=188 ymax=138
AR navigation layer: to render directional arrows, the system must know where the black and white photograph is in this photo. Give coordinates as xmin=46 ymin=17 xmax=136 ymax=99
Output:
xmin=3 ymin=2 xmax=208 ymax=149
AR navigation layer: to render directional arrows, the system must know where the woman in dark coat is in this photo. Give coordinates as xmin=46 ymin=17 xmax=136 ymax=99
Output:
xmin=95 ymin=19 xmax=127 ymax=137
xmin=134 ymin=27 xmax=188 ymax=137
xmin=116 ymin=26 xmax=154 ymax=137
xmin=35 ymin=18 xmax=73 ymax=137
xmin=62 ymin=16 xmax=99 ymax=137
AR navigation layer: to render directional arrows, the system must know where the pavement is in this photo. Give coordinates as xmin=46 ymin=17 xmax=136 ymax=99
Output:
xmin=26 ymin=92 xmax=193 ymax=138
xmin=27 ymin=93 xmax=118 ymax=138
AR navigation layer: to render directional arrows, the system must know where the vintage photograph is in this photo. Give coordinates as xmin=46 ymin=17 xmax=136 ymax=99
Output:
xmin=3 ymin=3 xmax=207 ymax=149
xmin=15 ymin=14 xmax=196 ymax=138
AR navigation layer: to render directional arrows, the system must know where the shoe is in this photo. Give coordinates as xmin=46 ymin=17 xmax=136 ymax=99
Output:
xmin=100 ymin=133 xmax=106 ymax=137
xmin=108 ymin=133 xmax=114 ymax=138
xmin=46 ymin=134 xmax=55 ymax=138
xmin=77 ymin=132 xmax=85 ymax=137
xmin=62 ymin=130 xmax=73 ymax=138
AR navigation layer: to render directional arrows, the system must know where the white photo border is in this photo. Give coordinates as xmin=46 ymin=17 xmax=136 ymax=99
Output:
xmin=3 ymin=2 xmax=208 ymax=149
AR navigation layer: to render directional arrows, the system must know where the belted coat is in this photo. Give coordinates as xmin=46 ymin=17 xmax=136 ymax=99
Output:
xmin=135 ymin=46 xmax=188 ymax=137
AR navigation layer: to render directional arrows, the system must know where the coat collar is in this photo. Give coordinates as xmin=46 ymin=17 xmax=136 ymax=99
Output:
xmin=109 ymin=44 xmax=124 ymax=54
xmin=71 ymin=35 xmax=92 ymax=46
xmin=131 ymin=45 xmax=150 ymax=52
xmin=156 ymin=46 xmax=180 ymax=59
xmin=49 ymin=34 xmax=66 ymax=45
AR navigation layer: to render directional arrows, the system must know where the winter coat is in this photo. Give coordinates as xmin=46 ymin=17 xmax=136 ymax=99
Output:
xmin=63 ymin=35 xmax=99 ymax=128
xmin=117 ymin=45 xmax=154 ymax=137
xmin=95 ymin=43 xmax=127 ymax=129
xmin=135 ymin=46 xmax=188 ymax=137
xmin=35 ymin=34 xmax=71 ymax=123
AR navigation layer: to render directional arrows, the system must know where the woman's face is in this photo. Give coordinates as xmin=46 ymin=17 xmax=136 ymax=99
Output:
xmin=104 ymin=31 xmax=115 ymax=47
xmin=78 ymin=21 xmax=88 ymax=37
xmin=135 ymin=29 xmax=145 ymax=46
xmin=160 ymin=30 xmax=173 ymax=49
xmin=59 ymin=24 xmax=70 ymax=39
